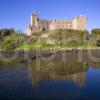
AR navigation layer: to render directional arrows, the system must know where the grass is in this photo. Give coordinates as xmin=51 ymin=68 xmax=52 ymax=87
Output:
xmin=16 ymin=43 xmax=100 ymax=51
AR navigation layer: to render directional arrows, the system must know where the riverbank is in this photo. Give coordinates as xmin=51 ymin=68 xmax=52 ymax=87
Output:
xmin=0 ymin=46 xmax=100 ymax=51
xmin=0 ymin=48 xmax=100 ymax=63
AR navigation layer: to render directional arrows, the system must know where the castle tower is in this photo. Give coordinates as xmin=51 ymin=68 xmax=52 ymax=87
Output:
xmin=76 ymin=15 xmax=86 ymax=30
xmin=72 ymin=15 xmax=86 ymax=30
xmin=31 ymin=13 xmax=39 ymax=27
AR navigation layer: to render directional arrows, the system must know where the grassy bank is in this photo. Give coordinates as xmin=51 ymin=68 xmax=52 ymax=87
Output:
xmin=0 ymin=28 xmax=100 ymax=50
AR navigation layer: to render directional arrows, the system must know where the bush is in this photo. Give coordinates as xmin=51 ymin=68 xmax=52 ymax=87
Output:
xmin=1 ymin=32 xmax=25 ymax=50
xmin=96 ymin=40 xmax=100 ymax=47
xmin=0 ymin=28 xmax=15 ymax=38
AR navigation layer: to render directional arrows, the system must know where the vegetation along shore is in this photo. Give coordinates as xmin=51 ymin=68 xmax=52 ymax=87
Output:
xmin=0 ymin=28 xmax=100 ymax=51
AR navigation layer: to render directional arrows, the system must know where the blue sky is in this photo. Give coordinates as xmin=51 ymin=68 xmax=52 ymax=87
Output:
xmin=0 ymin=0 xmax=100 ymax=32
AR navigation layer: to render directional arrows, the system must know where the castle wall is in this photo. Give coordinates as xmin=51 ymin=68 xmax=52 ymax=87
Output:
xmin=72 ymin=19 xmax=77 ymax=30
xmin=38 ymin=20 xmax=50 ymax=31
xmin=27 ymin=13 xmax=86 ymax=36
xmin=49 ymin=20 xmax=72 ymax=30
xmin=76 ymin=16 xmax=86 ymax=30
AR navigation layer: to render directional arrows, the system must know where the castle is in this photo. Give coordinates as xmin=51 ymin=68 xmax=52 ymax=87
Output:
xmin=27 ymin=13 xmax=86 ymax=36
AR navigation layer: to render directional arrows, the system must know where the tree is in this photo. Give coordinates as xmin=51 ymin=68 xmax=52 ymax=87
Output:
xmin=0 ymin=28 xmax=15 ymax=38
xmin=1 ymin=33 xmax=25 ymax=50
xmin=96 ymin=40 xmax=100 ymax=47
xmin=91 ymin=28 xmax=100 ymax=46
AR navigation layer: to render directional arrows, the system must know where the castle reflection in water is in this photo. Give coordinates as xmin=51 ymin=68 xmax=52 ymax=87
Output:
xmin=26 ymin=50 xmax=100 ymax=87
xmin=28 ymin=61 xmax=87 ymax=87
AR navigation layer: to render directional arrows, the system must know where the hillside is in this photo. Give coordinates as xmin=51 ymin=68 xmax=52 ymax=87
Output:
xmin=27 ymin=29 xmax=89 ymax=49
xmin=0 ymin=28 xmax=100 ymax=50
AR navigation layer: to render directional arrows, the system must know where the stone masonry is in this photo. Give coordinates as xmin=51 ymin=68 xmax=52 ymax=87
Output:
xmin=27 ymin=13 xmax=86 ymax=36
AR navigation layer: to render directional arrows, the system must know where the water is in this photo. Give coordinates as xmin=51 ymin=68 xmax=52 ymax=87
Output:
xmin=0 ymin=60 xmax=100 ymax=100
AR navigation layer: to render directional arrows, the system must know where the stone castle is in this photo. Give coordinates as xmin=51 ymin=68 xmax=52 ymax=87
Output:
xmin=27 ymin=13 xmax=86 ymax=36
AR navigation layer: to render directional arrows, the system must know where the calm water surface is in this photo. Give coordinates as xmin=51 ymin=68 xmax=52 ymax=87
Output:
xmin=0 ymin=58 xmax=100 ymax=100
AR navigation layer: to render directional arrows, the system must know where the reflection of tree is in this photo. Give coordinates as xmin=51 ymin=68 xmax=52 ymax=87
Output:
xmin=28 ymin=61 xmax=89 ymax=87
xmin=89 ymin=62 xmax=100 ymax=69
xmin=0 ymin=58 xmax=16 ymax=69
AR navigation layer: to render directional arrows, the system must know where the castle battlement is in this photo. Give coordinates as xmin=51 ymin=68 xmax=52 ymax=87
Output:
xmin=27 ymin=13 xmax=87 ymax=36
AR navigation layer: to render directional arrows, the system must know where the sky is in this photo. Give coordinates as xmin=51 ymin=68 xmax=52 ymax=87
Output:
xmin=0 ymin=0 xmax=100 ymax=32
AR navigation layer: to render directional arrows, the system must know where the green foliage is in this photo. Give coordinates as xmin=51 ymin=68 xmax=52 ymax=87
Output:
xmin=0 ymin=29 xmax=25 ymax=50
xmin=40 ymin=29 xmax=88 ymax=47
xmin=91 ymin=28 xmax=100 ymax=34
xmin=19 ymin=29 xmax=96 ymax=49
xmin=91 ymin=28 xmax=100 ymax=47
xmin=96 ymin=40 xmax=100 ymax=47
xmin=0 ymin=28 xmax=15 ymax=38
xmin=0 ymin=28 xmax=100 ymax=50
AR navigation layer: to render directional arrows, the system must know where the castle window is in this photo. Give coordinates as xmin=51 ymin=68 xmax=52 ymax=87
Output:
xmin=42 ymin=28 xmax=45 ymax=31
xmin=37 ymin=18 xmax=39 ymax=21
